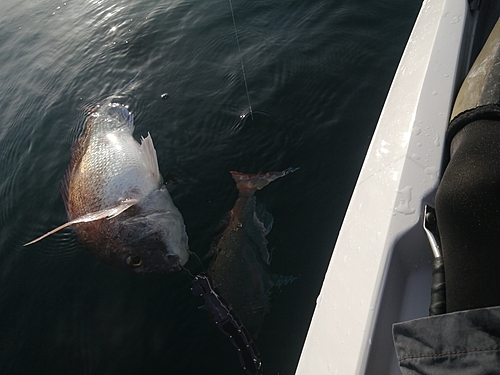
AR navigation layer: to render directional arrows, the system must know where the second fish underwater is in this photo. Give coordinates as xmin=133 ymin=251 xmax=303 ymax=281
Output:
xmin=206 ymin=168 xmax=298 ymax=338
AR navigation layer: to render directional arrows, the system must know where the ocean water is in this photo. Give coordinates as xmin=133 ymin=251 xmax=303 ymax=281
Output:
xmin=0 ymin=0 xmax=420 ymax=374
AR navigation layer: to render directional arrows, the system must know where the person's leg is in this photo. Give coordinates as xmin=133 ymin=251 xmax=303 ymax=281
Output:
xmin=393 ymin=13 xmax=500 ymax=375
xmin=436 ymin=119 xmax=500 ymax=312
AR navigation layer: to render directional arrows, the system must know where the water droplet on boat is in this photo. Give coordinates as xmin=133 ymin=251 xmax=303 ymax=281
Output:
xmin=433 ymin=134 xmax=440 ymax=146
xmin=395 ymin=186 xmax=416 ymax=215
xmin=424 ymin=166 xmax=438 ymax=179
xmin=432 ymin=91 xmax=438 ymax=96
xmin=412 ymin=127 xmax=421 ymax=135
xmin=411 ymin=153 xmax=420 ymax=160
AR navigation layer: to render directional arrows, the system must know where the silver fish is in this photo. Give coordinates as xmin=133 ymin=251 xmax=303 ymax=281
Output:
xmin=25 ymin=102 xmax=189 ymax=273
xmin=207 ymin=168 xmax=297 ymax=337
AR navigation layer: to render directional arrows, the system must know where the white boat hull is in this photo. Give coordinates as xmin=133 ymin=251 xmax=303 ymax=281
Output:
xmin=295 ymin=0 xmax=492 ymax=373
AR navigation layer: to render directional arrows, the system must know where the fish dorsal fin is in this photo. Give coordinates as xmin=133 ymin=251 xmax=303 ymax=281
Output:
xmin=140 ymin=133 xmax=161 ymax=183
xmin=24 ymin=199 xmax=139 ymax=246
xmin=254 ymin=200 xmax=274 ymax=236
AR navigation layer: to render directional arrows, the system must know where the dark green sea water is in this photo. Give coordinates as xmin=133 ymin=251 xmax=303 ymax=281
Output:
xmin=0 ymin=0 xmax=420 ymax=374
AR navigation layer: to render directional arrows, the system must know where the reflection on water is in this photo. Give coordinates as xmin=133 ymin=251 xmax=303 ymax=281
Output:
xmin=0 ymin=0 xmax=420 ymax=374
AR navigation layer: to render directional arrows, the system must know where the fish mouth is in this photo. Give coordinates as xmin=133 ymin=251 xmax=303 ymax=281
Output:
xmin=146 ymin=254 xmax=183 ymax=273
xmin=123 ymin=252 xmax=183 ymax=274
xmin=119 ymin=211 xmax=189 ymax=273
xmin=165 ymin=254 xmax=182 ymax=271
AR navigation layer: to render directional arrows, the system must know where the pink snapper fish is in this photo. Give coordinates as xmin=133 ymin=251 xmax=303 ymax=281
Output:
xmin=25 ymin=103 xmax=189 ymax=273
xmin=207 ymin=168 xmax=297 ymax=337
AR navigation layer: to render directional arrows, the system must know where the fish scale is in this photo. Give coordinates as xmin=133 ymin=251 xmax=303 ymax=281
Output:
xmin=73 ymin=129 xmax=154 ymax=212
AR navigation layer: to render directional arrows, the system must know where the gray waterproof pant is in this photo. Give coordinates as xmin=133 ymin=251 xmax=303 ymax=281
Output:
xmin=393 ymin=306 xmax=500 ymax=374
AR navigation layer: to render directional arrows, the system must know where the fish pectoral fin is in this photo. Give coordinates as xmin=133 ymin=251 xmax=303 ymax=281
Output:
xmin=101 ymin=198 xmax=139 ymax=219
xmin=140 ymin=133 xmax=161 ymax=183
xmin=23 ymin=221 xmax=76 ymax=247
xmin=274 ymin=274 xmax=297 ymax=288
xmin=23 ymin=199 xmax=139 ymax=246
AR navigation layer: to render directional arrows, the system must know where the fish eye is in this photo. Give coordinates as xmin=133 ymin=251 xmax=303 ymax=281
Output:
xmin=126 ymin=255 xmax=143 ymax=268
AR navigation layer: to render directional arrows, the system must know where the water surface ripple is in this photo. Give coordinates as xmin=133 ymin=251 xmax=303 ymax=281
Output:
xmin=0 ymin=0 xmax=421 ymax=374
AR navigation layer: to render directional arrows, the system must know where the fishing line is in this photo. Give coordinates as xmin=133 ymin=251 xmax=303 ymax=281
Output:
xmin=189 ymin=250 xmax=204 ymax=268
xmin=111 ymin=70 xmax=142 ymax=99
xmin=228 ymin=0 xmax=253 ymax=120
xmin=182 ymin=250 xmax=206 ymax=280
xmin=182 ymin=266 xmax=196 ymax=279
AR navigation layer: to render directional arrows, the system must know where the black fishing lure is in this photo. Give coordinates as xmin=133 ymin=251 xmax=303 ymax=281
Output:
xmin=191 ymin=274 xmax=263 ymax=375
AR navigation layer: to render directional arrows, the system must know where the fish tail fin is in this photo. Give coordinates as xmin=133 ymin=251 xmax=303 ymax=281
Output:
xmin=77 ymin=71 xmax=141 ymax=113
xmin=114 ymin=70 xmax=141 ymax=97
xmin=105 ymin=70 xmax=142 ymax=102
xmin=230 ymin=167 xmax=299 ymax=196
